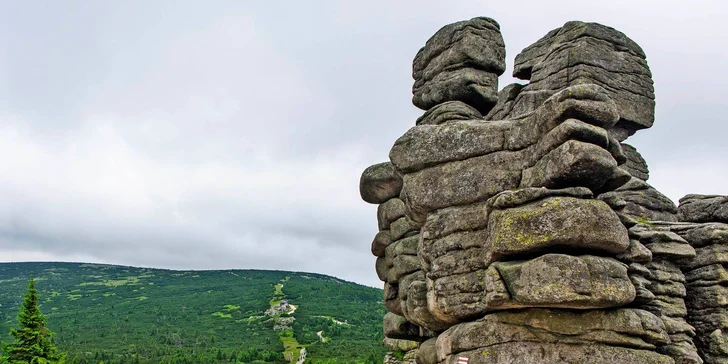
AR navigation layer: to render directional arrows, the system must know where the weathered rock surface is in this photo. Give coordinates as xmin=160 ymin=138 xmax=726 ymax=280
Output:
xmin=486 ymin=186 xmax=593 ymax=210
xmin=614 ymin=177 xmax=679 ymax=222
xmin=490 ymin=254 xmax=635 ymax=309
xmin=486 ymin=196 xmax=629 ymax=261
xmin=629 ymin=225 xmax=696 ymax=260
xmin=372 ymin=231 xmax=392 ymax=257
xmin=394 ymin=82 xmax=625 ymax=223
xmin=441 ymin=342 xmax=675 ymax=364
xmin=679 ymin=195 xmax=728 ymax=224
xmin=384 ymin=312 xmax=421 ymax=340
xmin=400 ymin=151 xmax=523 ymax=224
xmin=415 ymin=101 xmax=483 ymax=126
xmin=384 ymin=338 xmax=420 ymax=352
xmin=510 ymin=21 xmax=654 ymax=140
xmin=389 ymin=120 xmax=511 ymax=173
xmin=385 ymin=235 xmax=420 ymax=283
xmin=383 ymin=312 xmax=433 ymax=342
xmin=437 ymin=309 xmax=674 ymax=363
xmin=617 ymin=239 xmax=653 ymax=264
xmin=484 ymin=83 xmax=523 ymax=120
xmin=379 ymin=198 xmax=407 ymax=231
xmin=364 ymin=15 xmax=721 ymax=364
xmin=361 ymin=162 xmax=403 ymax=204
xmin=439 ymin=309 xmax=670 ymax=352
xmin=384 ymin=350 xmax=418 ymax=364
xmin=521 ymin=140 xmax=625 ymax=191
xmin=415 ymin=338 xmax=438 ymax=364
xmin=625 ymin=222 xmax=703 ymax=363
xmin=621 ymin=143 xmax=650 ymax=181
xmin=666 ymin=221 xmax=728 ymax=363
xmin=412 ymin=17 xmax=505 ymax=114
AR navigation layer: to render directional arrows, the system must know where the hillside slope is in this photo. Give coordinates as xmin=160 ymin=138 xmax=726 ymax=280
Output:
xmin=0 ymin=262 xmax=385 ymax=363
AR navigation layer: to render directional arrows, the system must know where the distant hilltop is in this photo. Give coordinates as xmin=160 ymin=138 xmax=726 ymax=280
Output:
xmin=0 ymin=261 xmax=387 ymax=364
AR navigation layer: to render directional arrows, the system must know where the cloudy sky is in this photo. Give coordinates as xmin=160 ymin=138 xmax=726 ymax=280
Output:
xmin=0 ymin=1 xmax=726 ymax=287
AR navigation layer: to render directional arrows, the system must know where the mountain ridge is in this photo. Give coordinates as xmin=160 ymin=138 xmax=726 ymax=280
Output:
xmin=0 ymin=261 xmax=386 ymax=363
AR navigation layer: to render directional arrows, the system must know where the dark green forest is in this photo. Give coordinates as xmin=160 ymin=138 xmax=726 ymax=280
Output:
xmin=0 ymin=262 xmax=386 ymax=363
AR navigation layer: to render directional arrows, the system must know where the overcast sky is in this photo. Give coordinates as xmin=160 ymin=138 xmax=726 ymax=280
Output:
xmin=0 ymin=1 xmax=726 ymax=287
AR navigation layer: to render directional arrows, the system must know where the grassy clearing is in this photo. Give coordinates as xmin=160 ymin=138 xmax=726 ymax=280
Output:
xmin=223 ymin=304 xmax=240 ymax=311
xmin=280 ymin=331 xmax=303 ymax=363
xmin=79 ymin=274 xmax=153 ymax=287
xmin=211 ymin=312 xmax=232 ymax=319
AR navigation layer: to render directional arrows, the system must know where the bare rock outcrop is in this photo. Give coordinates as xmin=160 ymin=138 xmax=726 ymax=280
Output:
xmin=361 ymin=17 xmax=722 ymax=364
xmin=666 ymin=218 xmax=728 ymax=364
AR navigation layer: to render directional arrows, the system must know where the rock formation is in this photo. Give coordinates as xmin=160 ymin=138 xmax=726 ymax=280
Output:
xmin=361 ymin=16 xmax=727 ymax=364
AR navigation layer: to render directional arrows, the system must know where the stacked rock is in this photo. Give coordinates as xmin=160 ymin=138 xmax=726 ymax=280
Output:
xmin=671 ymin=196 xmax=728 ymax=363
xmin=614 ymin=146 xmax=679 ymax=222
xmin=361 ymin=17 xmax=721 ymax=364
xmin=626 ymin=223 xmax=701 ymax=363
xmin=362 ymin=162 xmax=426 ymax=326
xmin=506 ymin=21 xmax=654 ymax=139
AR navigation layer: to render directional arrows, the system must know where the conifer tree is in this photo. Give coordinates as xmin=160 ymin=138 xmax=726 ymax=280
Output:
xmin=1 ymin=279 xmax=64 ymax=364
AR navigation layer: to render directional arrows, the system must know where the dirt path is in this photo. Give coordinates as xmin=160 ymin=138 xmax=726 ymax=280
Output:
xmin=296 ymin=348 xmax=307 ymax=364
xmin=269 ymin=278 xmax=305 ymax=364
xmin=317 ymin=330 xmax=325 ymax=342
xmin=331 ymin=318 xmax=347 ymax=325
xmin=313 ymin=315 xmax=351 ymax=326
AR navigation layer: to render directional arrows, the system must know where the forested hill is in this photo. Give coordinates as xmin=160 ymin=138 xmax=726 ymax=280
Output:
xmin=0 ymin=262 xmax=386 ymax=364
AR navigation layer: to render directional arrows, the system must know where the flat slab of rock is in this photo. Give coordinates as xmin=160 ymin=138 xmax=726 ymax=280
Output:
xmin=389 ymin=120 xmax=510 ymax=173
xmin=437 ymin=308 xmax=673 ymax=363
xmin=421 ymin=202 xmax=489 ymax=241
xmin=685 ymin=264 xmax=728 ymax=287
xmin=438 ymin=308 xmax=669 ymax=354
xmin=440 ymin=342 xmax=674 ymax=364
xmin=682 ymin=244 xmax=728 ymax=271
xmin=629 ymin=227 xmax=696 ymax=260
xmin=400 ymin=273 xmax=450 ymax=331
xmin=420 ymin=229 xmax=489 ymax=276
xmin=488 ymin=254 xmax=635 ymax=309
xmin=678 ymin=194 xmax=728 ymax=223
xmin=486 ymin=196 xmax=629 ymax=261
xmin=401 ymin=150 xmax=523 ymax=224
xmin=671 ymin=222 xmax=728 ymax=248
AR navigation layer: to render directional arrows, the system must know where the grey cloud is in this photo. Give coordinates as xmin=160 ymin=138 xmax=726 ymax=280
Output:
xmin=0 ymin=0 xmax=726 ymax=287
